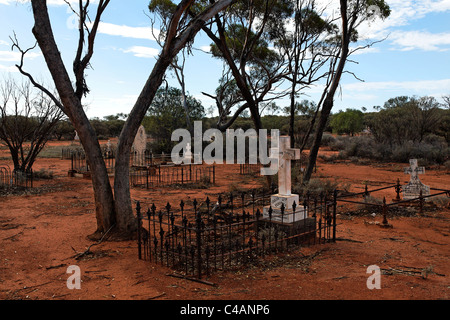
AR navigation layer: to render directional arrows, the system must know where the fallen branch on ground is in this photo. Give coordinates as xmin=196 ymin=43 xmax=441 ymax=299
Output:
xmin=381 ymin=265 xmax=445 ymax=279
xmin=70 ymin=225 xmax=116 ymax=260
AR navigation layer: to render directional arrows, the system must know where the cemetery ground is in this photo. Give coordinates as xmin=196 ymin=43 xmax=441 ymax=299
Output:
xmin=0 ymin=139 xmax=449 ymax=301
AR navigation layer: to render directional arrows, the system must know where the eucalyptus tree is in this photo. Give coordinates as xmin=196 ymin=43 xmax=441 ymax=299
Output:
xmin=15 ymin=0 xmax=236 ymax=240
xmin=270 ymin=0 xmax=337 ymax=148
xmin=200 ymin=0 xmax=294 ymax=131
xmin=303 ymin=0 xmax=390 ymax=181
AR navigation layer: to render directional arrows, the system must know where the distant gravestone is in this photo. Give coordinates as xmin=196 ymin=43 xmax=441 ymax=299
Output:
xmin=184 ymin=142 xmax=193 ymax=164
xmin=105 ymin=139 xmax=113 ymax=158
xmin=73 ymin=130 xmax=80 ymax=145
xmin=133 ymin=125 xmax=147 ymax=166
xmin=403 ymin=159 xmax=430 ymax=200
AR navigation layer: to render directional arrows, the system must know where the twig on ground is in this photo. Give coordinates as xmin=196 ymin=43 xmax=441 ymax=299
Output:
xmin=70 ymin=225 xmax=116 ymax=260
xmin=166 ymin=273 xmax=217 ymax=287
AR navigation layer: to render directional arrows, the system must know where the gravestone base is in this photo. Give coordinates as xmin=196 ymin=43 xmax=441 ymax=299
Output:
xmin=82 ymin=172 xmax=91 ymax=179
xmin=270 ymin=194 xmax=299 ymax=211
xmin=403 ymin=183 xmax=430 ymax=201
xmin=68 ymin=170 xmax=76 ymax=177
xmin=257 ymin=216 xmax=316 ymax=245
xmin=262 ymin=204 xmax=308 ymax=224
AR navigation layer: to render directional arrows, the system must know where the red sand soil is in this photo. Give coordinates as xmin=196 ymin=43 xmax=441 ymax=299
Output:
xmin=0 ymin=140 xmax=449 ymax=301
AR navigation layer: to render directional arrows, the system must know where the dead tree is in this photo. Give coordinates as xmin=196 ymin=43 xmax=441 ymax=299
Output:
xmin=0 ymin=78 xmax=63 ymax=172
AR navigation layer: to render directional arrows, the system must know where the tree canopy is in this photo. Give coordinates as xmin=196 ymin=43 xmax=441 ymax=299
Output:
xmin=330 ymin=108 xmax=364 ymax=136
xmin=143 ymin=86 xmax=205 ymax=153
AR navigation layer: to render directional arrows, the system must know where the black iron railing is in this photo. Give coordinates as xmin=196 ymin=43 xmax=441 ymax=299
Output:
xmin=0 ymin=166 xmax=33 ymax=189
xmin=137 ymin=189 xmax=337 ymax=279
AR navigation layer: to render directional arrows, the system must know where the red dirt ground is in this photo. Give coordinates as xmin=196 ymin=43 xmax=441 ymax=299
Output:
xmin=0 ymin=140 xmax=449 ymax=301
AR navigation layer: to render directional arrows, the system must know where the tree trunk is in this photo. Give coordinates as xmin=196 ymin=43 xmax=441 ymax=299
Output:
xmin=31 ymin=0 xmax=116 ymax=239
xmin=303 ymin=0 xmax=351 ymax=182
xmin=113 ymin=0 xmax=237 ymax=234
xmin=30 ymin=0 xmax=235 ymax=240
xmin=289 ymin=90 xmax=296 ymax=148
xmin=303 ymin=98 xmax=332 ymax=181
xmin=113 ymin=47 xmax=190 ymax=236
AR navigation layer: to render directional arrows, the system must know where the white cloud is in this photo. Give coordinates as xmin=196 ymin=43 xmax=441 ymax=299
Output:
xmin=314 ymin=0 xmax=450 ymax=52
xmin=343 ymin=79 xmax=450 ymax=93
xmin=199 ymin=45 xmax=211 ymax=53
xmin=96 ymin=22 xmax=159 ymax=42
xmin=123 ymin=46 xmax=159 ymax=59
xmin=0 ymin=0 xmax=26 ymax=4
xmin=0 ymin=50 xmax=41 ymax=62
xmin=389 ymin=30 xmax=450 ymax=51
xmin=0 ymin=0 xmax=97 ymax=5
xmin=0 ymin=64 xmax=18 ymax=72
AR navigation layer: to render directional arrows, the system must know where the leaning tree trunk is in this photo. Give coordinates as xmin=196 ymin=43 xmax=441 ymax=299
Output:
xmin=113 ymin=63 xmax=171 ymax=237
xmin=75 ymin=113 xmax=116 ymax=237
xmin=303 ymin=0 xmax=351 ymax=182
xmin=31 ymin=0 xmax=235 ymax=240
xmin=303 ymin=98 xmax=333 ymax=181
xmin=289 ymin=89 xmax=296 ymax=148
xmin=113 ymin=0 xmax=236 ymax=236
xmin=31 ymin=0 xmax=116 ymax=238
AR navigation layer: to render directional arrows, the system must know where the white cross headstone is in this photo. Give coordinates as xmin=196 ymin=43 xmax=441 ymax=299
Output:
xmin=404 ymin=159 xmax=424 ymax=183
xmin=263 ymin=136 xmax=307 ymax=224
xmin=271 ymin=136 xmax=301 ymax=196
xmin=403 ymin=159 xmax=430 ymax=200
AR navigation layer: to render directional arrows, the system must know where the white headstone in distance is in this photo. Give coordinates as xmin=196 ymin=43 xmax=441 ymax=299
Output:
xmin=184 ymin=142 xmax=193 ymax=164
xmin=133 ymin=125 xmax=147 ymax=166
xmin=72 ymin=130 xmax=80 ymax=145
xmin=105 ymin=139 xmax=112 ymax=158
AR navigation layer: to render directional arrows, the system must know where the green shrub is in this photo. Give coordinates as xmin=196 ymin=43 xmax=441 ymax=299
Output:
xmin=292 ymin=178 xmax=349 ymax=197
xmin=321 ymin=133 xmax=336 ymax=147
xmin=33 ymin=168 xmax=54 ymax=180
xmin=327 ymin=134 xmax=449 ymax=165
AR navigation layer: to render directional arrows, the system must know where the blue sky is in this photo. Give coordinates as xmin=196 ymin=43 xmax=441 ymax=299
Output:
xmin=0 ymin=0 xmax=449 ymax=119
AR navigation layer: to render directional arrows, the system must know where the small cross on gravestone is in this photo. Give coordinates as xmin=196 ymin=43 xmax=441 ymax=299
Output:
xmin=403 ymin=159 xmax=430 ymax=200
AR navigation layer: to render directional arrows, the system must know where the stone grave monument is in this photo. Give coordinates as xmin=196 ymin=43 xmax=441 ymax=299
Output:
xmin=403 ymin=159 xmax=430 ymax=200
xmin=261 ymin=136 xmax=315 ymax=238
xmin=132 ymin=125 xmax=147 ymax=166
xmin=105 ymin=139 xmax=113 ymax=158
xmin=72 ymin=130 xmax=80 ymax=145
xmin=184 ymin=142 xmax=193 ymax=164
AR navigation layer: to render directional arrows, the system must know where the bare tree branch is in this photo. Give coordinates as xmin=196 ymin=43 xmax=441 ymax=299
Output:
xmin=10 ymin=33 xmax=65 ymax=114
